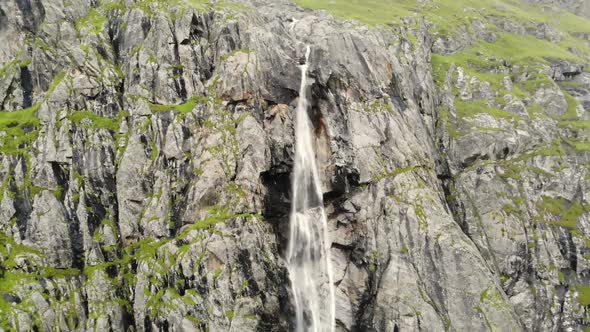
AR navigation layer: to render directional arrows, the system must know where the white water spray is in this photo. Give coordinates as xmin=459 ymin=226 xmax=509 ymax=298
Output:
xmin=286 ymin=46 xmax=336 ymax=332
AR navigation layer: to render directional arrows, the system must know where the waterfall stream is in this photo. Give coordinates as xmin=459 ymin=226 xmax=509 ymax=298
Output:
xmin=286 ymin=46 xmax=336 ymax=332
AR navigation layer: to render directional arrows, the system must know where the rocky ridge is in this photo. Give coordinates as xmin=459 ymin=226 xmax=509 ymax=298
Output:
xmin=0 ymin=0 xmax=588 ymax=331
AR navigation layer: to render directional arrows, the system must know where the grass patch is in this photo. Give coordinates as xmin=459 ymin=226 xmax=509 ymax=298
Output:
xmin=434 ymin=32 xmax=583 ymax=83
xmin=575 ymin=285 xmax=590 ymax=306
xmin=557 ymin=92 xmax=582 ymax=121
xmin=514 ymin=74 xmax=553 ymax=95
xmin=364 ymin=99 xmax=395 ymax=113
xmin=294 ymin=0 xmax=415 ymax=26
xmin=0 ymin=234 xmax=42 ymax=269
xmin=536 ymin=196 xmax=587 ymax=230
xmin=99 ymin=0 xmax=126 ymax=12
xmin=558 ymin=120 xmax=590 ymax=131
xmin=68 ymin=111 xmax=119 ymax=131
xmin=479 ymin=287 xmax=507 ymax=310
xmin=455 ymin=99 xmax=518 ymax=121
xmin=0 ymin=59 xmax=32 ymax=79
xmin=131 ymin=0 xmax=248 ymax=18
xmin=437 ymin=106 xmax=461 ymax=138
xmin=148 ymin=96 xmax=204 ymax=114
xmin=0 ymin=71 xmax=69 ymax=155
xmin=294 ymin=0 xmax=590 ymax=40
xmin=220 ymin=48 xmax=253 ymax=63
xmin=178 ymin=208 xmax=257 ymax=239
xmin=475 ymin=33 xmax=582 ymax=64
xmin=75 ymin=9 xmax=107 ymax=36
xmin=0 ymin=104 xmax=42 ymax=155
xmin=373 ymin=165 xmax=425 ymax=182
xmin=510 ymin=141 xmax=566 ymax=162
xmin=566 ymin=140 xmax=590 ymax=152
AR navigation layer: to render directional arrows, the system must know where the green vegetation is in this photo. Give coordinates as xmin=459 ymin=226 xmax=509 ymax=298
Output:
xmin=0 ymin=233 xmax=82 ymax=329
xmin=0 ymin=104 xmax=42 ymax=154
xmin=364 ymin=99 xmax=395 ymax=113
xmin=74 ymin=9 xmax=108 ymax=36
xmin=536 ymin=196 xmax=587 ymax=230
xmin=561 ymin=92 xmax=582 ymax=121
xmin=53 ymin=185 xmax=64 ymax=200
xmin=373 ymin=165 xmax=425 ymax=182
xmin=178 ymin=208 xmax=258 ymax=239
xmin=512 ymin=141 xmax=566 ymax=162
xmin=148 ymin=96 xmax=204 ymax=114
xmin=126 ymin=0 xmax=249 ymax=19
xmin=479 ymin=287 xmax=507 ymax=310
xmin=295 ymin=0 xmax=590 ymax=37
xmin=515 ymin=74 xmax=553 ymax=95
xmin=567 ymin=140 xmax=590 ymax=152
xmin=0 ymin=58 xmax=32 ymax=79
xmin=0 ymin=71 xmax=67 ymax=156
xmin=220 ymin=48 xmax=253 ymax=63
xmin=295 ymin=0 xmax=589 ymax=136
xmin=294 ymin=0 xmax=415 ymax=26
xmin=553 ymin=91 xmax=588 ymax=133
xmin=149 ymin=140 xmax=159 ymax=161
xmin=575 ymin=285 xmax=590 ymax=306
xmin=436 ymin=106 xmax=461 ymax=138
xmin=225 ymin=310 xmax=235 ymax=320
xmin=469 ymin=33 xmax=582 ymax=65
xmin=0 ymin=234 xmax=42 ymax=269
xmin=454 ymin=99 xmax=518 ymax=121
xmin=68 ymin=111 xmax=119 ymax=131
xmin=0 ymin=205 xmax=260 ymax=328
xmin=502 ymin=203 xmax=523 ymax=216
xmin=99 ymin=0 xmax=127 ymax=12
xmin=414 ymin=202 xmax=427 ymax=229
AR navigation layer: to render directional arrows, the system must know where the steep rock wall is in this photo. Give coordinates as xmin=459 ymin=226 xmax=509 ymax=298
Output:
xmin=0 ymin=0 xmax=588 ymax=331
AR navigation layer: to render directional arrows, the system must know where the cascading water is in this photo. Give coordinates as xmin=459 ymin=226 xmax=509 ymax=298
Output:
xmin=286 ymin=46 xmax=336 ymax=332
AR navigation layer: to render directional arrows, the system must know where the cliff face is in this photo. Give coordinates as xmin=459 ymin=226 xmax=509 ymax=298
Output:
xmin=0 ymin=0 xmax=588 ymax=331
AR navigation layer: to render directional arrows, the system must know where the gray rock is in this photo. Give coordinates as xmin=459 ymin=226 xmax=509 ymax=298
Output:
xmin=0 ymin=0 xmax=588 ymax=331
xmin=24 ymin=191 xmax=72 ymax=268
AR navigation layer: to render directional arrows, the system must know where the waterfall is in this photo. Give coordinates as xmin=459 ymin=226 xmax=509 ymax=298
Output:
xmin=286 ymin=46 xmax=336 ymax=332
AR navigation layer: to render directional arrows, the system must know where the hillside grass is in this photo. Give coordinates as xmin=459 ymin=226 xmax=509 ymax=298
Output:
xmin=99 ymin=0 xmax=249 ymax=18
xmin=294 ymin=0 xmax=590 ymax=35
xmin=294 ymin=0 xmax=416 ymax=25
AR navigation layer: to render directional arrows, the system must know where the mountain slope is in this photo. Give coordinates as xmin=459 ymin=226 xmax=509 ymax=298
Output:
xmin=0 ymin=0 xmax=588 ymax=330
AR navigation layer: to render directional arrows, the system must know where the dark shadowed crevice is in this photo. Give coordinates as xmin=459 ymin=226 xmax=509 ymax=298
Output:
xmin=260 ymin=171 xmax=291 ymax=254
xmin=15 ymin=0 xmax=45 ymax=33
xmin=14 ymin=158 xmax=33 ymax=240
xmin=106 ymin=10 xmax=126 ymax=114
xmin=0 ymin=6 xmax=8 ymax=31
xmin=20 ymin=67 xmax=34 ymax=109
xmin=354 ymin=247 xmax=391 ymax=332
xmin=53 ymin=160 xmax=83 ymax=270
xmin=388 ymin=71 xmax=407 ymax=112
xmin=171 ymin=24 xmax=188 ymax=100
xmin=141 ymin=16 xmax=151 ymax=38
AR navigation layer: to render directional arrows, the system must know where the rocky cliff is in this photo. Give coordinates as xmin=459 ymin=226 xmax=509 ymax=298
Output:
xmin=0 ymin=0 xmax=589 ymax=331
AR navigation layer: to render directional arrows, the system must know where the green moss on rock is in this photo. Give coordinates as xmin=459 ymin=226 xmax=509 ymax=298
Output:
xmin=0 ymin=104 xmax=42 ymax=155
xmin=75 ymin=9 xmax=108 ymax=36
xmin=69 ymin=111 xmax=119 ymax=131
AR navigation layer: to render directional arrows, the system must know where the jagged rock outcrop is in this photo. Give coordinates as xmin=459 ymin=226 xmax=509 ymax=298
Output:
xmin=0 ymin=0 xmax=588 ymax=331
